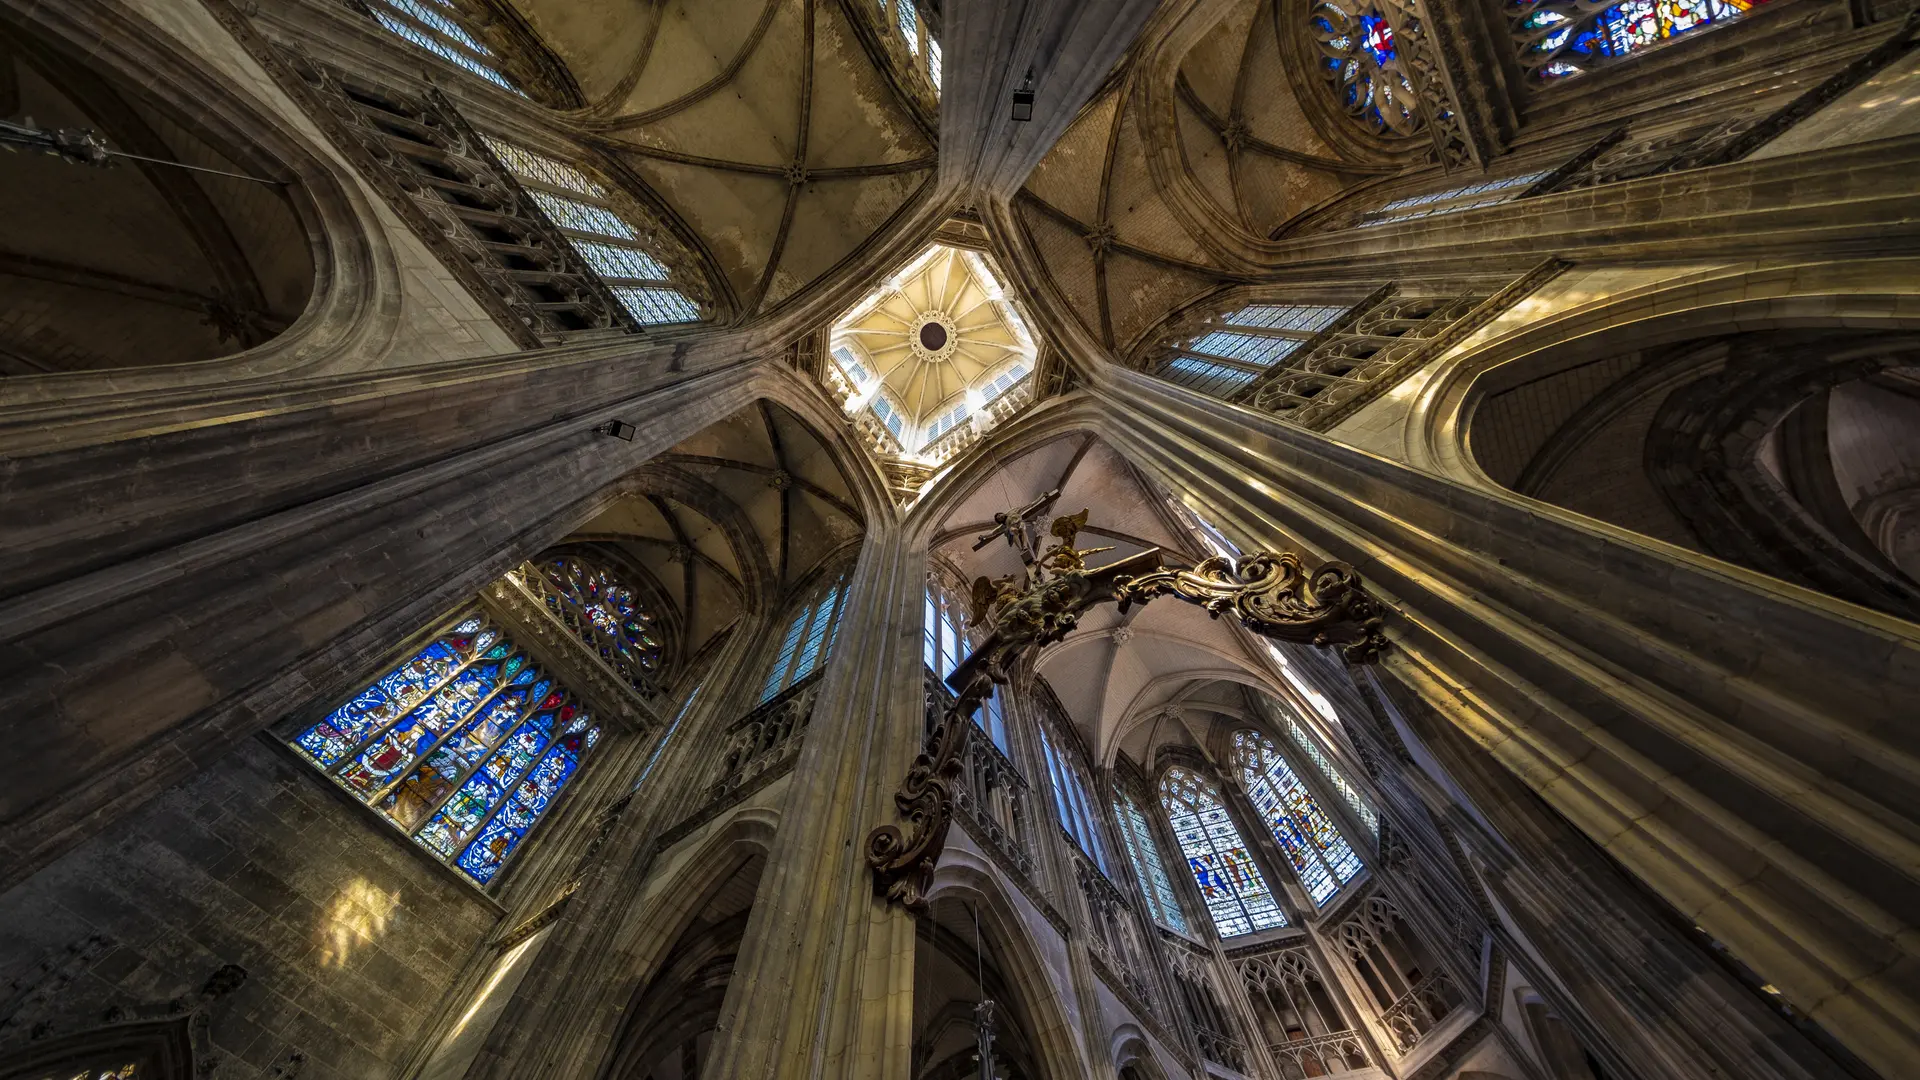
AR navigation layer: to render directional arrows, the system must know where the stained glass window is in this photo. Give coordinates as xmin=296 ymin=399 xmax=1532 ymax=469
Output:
xmin=1116 ymin=787 xmax=1189 ymax=933
xmin=481 ymin=137 xmax=701 ymax=326
xmin=1510 ymin=0 xmax=1769 ymax=80
xmin=517 ymin=556 xmax=665 ymax=695
xmin=1041 ymin=725 xmax=1110 ymax=871
xmin=1156 ymin=303 xmax=1347 ymax=400
xmin=293 ymin=614 xmax=602 ymax=886
xmin=760 ymin=576 xmax=848 ymax=702
xmin=1232 ymin=731 xmax=1363 ymax=906
xmin=366 ymin=0 xmax=524 ymax=95
xmin=1308 ymin=1 xmax=1422 ymax=136
xmin=1161 ymin=767 xmax=1288 ymax=936
xmin=896 ymin=0 xmax=920 ymax=53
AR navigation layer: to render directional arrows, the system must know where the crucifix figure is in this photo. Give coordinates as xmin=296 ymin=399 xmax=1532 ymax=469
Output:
xmin=971 ymin=487 xmax=1061 ymax=565
xmin=867 ymin=498 xmax=1391 ymax=908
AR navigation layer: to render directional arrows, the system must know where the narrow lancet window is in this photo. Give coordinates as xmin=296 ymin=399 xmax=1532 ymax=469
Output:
xmin=482 ymin=138 xmax=701 ymax=326
xmin=293 ymin=614 xmax=602 ymax=885
xmin=1041 ymin=726 xmax=1111 ymax=870
xmin=1233 ymin=730 xmax=1363 ymax=906
xmin=1161 ymin=767 xmax=1288 ymax=935
xmin=760 ymin=577 xmax=848 ymax=702
xmin=1116 ymin=788 xmax=1189 ymax=934
xmin=1267 ymin=692 xmax=1379 ymax=837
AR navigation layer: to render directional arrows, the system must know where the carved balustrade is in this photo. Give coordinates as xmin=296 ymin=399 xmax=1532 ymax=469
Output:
xmin=1377 ymin=971 xmax=1460 ymax=1054
xmin=1072 ymin=850 xmax=1163 ymax=1018
xmin=924 ymin=670 xmax=1036 ymax=880
xmin=707 ymin=672 xmax=822 ymax=802
xmin=1267 ymin=1030 xmax=1373 ymax=1080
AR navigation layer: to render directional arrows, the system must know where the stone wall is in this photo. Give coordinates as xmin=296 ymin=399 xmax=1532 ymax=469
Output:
xmin=0 ymin=736 xmax=499 ymax=1080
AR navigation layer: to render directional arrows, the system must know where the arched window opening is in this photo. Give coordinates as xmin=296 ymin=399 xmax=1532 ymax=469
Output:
xmin=603 ymin=854 xmax=765 ymax=1079
xmin=1233 ymin=730 xmax=1363 ymax=906
xmin=363 ymin=0 xmax=525 ymax=95
xmin=925 ymin=579 xmax=1009 ymax=751
xmin=884 ymin=0 xmax=942 ymax=96
xmin=0 ymin=23 xmax=314 ymax=372
xmin=1239 ymin=950 xmax=1371 ymax=1078
xmin=1335 ymin=896 xmax=1460 ymax=1051
xmin=482 ymin=137 xmax=700 ymax=326
xmin=1267 ymin=693 xmax=1379 ymax=839
xmin=1511 ymin=0 xmax=1772 ymax=81
xmin=1114 ymin=787 xmax=1189 ymax=934
xmin=1155 ymin=304 xmax=1352 ymax=399
xmin=1160 ymin=767 xmax=1288 ymax=936
xmin=759 ymin=575 xmax=848 ymax=703
xmin=292 ymin=614 xmax=603 ymax=886
xmin=517 ymin=555 xmax=666 ymax=696
xmin=1039 ymin=725 xmax=1110 ymax=870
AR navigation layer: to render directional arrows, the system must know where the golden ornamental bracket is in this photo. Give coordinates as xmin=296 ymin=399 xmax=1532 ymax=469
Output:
xmin=865 ymin=512 xmax=1391 ymax=909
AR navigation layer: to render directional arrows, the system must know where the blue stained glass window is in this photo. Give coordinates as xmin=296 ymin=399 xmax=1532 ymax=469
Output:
xmin=1232 ymin=730 xmax=1362 ymax=906
xmin=1116 ymin=788 xmax=1188 ymax=933
xmin=1162 ymin=767 xmax=1288 ymax=936
xmin=1510 ymin=0 xmax=1766 ymax=79
xmin=833 ymin=346 xmax=873 ymax=385
xmin=293 ymin=614 xmax=602 ymax=887
xmin=897 ymin=0 xmax=920 ymax=53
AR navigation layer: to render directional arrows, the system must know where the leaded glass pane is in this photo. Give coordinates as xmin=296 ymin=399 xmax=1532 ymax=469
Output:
xmin=527 ymin=191 xmax=637 ymax=240
xmin=1118 ymin=789 xmax=1188 ymax=933
xmin=927 ymin=35 xmax=942 ymax=89
xmin=573 ymin=240 xmax=672 ymax=283
xmin=292 ymin=614 xmax=601 ymax=887
xmin=368 ymin=3 xmax=519 ymax=93
xmin=482 ymin=136 xmax=606 ymax=197
xmin=1232 ymin=730 xmax=1362 ymax=906
xmin=1162 ymin=767 xmax=1287 ymax=936
xmin=1512 ymin=0 xmax=1767 ymax=80
xmin=1161 ymin=356 xmax=1257 ymax=397
xmin=611 ymin=287 xmax=700 ymax=325
xmin=1189 ymin=332 xmax=1303 ymax=367
xmin=897 ymin=0 xmax=920 ymax=52
xmin=1224 ymin=304 xmax=1347 ymax=333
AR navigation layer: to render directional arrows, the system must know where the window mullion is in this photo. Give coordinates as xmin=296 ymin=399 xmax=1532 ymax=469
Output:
xmin=322 ymin=634 xmax=483 ymax=776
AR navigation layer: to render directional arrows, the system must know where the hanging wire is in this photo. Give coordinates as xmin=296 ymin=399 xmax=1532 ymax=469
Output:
xmin=0 ymin=119 xmax=286 ymax=184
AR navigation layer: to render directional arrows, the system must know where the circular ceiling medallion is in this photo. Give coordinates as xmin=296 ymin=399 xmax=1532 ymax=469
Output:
xmin=908 ymin=311 xmax=959 ymax=363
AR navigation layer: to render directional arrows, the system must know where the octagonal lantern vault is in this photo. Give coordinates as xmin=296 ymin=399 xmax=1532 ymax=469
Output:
xmin=826 ymin=244 xmax=1040 ymax=468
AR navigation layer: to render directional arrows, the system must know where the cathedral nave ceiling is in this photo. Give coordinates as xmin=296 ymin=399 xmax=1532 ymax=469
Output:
xmin=565 ymin=401 xmax=865 ymax=668
xmin=1014 ymin=0 xmax=1399 ymax=362
xmin=932 ymin=431 xmax=1280 ymax=766
xmin=504 ymin=0 xmax=935 ymax=316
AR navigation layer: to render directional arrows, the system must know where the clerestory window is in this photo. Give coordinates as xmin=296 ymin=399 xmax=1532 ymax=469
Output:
xmin=364 ymin=0 xmax=523 ymax=95
xmin=1233 ymin=730 xmax=1364 ymax=906
xmin=482 ymin=137 xmax=700 ymax=326
xmin=760 ymin=576 xmax=848 ymax=702
xmin=1156 ymin=304 xmax=1350 ymax=400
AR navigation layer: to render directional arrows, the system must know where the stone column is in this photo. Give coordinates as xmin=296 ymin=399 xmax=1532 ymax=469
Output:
xmin=1085 ymin=368 xmax=1920 ymax=1079
xmin=693 ymin=520 xmax=929 ymax=1080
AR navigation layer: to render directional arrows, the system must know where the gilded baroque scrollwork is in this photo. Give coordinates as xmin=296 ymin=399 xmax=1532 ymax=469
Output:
xmin=867 ymin=507 xmax=1392 ymax=907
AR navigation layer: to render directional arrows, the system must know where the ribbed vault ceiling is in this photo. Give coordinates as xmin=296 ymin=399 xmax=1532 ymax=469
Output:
xmin=565 ymin=401 xmax=865 ymax=669
xmin=1015 ymin=0 xmax=1389 ymax=359
xmin=508 ymin=0 xmax=935 ymax=314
